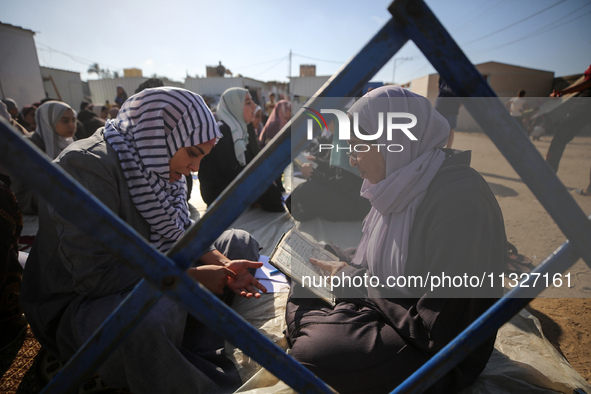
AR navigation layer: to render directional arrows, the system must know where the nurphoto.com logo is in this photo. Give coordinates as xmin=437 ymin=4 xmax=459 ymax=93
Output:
xmin=303 ymin=107 xmax=418 ymax=153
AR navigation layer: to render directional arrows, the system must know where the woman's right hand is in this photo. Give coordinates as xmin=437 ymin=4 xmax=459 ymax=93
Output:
xmin=310 ymin=258 xmax=348 ymax=276
xmin=186 ymin=265 xmax=236 ymax=295
xmin=301 ymin=163 xmax=315 ymax=179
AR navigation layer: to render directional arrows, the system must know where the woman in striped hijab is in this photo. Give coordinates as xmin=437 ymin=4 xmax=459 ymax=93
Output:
xmin=20 ymin=87 xmax=266 ymax=393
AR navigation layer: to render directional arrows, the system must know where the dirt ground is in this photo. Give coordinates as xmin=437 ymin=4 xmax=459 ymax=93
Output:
xmin=452 ymin=130 xmax=591 ymax=384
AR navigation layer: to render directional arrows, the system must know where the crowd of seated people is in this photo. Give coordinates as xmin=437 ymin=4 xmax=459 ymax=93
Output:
xmin=1 ymin=84 xmax=507 ymax=393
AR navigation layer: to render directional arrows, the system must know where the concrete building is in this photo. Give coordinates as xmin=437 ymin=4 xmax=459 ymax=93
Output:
xmin=289 ymin=76 xmax=331 ymax=99
xmin=299 ymin=65 xmax=317 ymax=77
xmin=123 ymin=68 xmax=142 ymax=78
xmin=40 ymin=66 xmax=85 ymax=111
xmin=185 ymin=76 xmax=271 ymax=108
xmin=406 ymin=61 xmax=555 ymax=131
xmin=0 ymin=22 xmax=45 ymax=109
xmin=87 ymin=77 xmax=183 ymax=106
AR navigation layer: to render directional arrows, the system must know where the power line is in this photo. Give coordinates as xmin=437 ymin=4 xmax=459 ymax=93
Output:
xmin=472 ymin=3 xmax=591 ymax=54
xmin=36 ymin=41 xmax=119 ymax=71
xmin=236 ymin=56 xmax=291 ymax=70
xmin=453 ymin=0 xmax=511 ymax=32
xmin=254 ymin=56 xmax=289 ymax=78
xmin=462 ymin=0 xmax=569 ymax=47
xmin=292 ymin=53 xmax=344 ymax=64
xmin=391 ymin=57 xmax=413 ymax=84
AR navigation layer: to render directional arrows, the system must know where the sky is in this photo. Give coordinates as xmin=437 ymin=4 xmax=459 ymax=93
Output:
xmin=1 ymin=0 xmax=590 ymax=85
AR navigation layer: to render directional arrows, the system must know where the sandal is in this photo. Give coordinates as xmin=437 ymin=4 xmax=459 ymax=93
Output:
xmin=576 ymin=188 xmax=591 ymax=196
xmin=505 ymin=242 xmax=535 ymax=274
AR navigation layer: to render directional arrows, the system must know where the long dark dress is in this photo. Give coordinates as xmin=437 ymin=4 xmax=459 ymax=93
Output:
xmin=285 ymin=151 xmax=506 ymax=393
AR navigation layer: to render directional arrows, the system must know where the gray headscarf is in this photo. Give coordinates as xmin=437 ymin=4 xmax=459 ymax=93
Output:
xmin=349 ymin=86 xmax=449 ymax=282
xmin=33 ymin=101 xmax=77 ymax=160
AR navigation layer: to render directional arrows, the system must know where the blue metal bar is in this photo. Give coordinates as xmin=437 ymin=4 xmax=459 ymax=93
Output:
xmin=0 ymin=120 xmax=333 ymax=394
xmin=168 ymin=17 xmax=409 ymax=265
xmin=3 ymin=0 xmax=583 ymax=391
xmin=385 ymin=0 xmax=591 ymax=392
xmin=2 ymin=17 xmax=411 ymax=391
xmin=393 ymin=235 xmax=582 ymax=393
xmin=388 ymin=0 xmax=591 ymax=266
xmin=45 ymin=281 xmax=162 ymax=393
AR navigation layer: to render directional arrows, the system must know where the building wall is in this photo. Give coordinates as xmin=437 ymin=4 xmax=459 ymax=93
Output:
xmin=88 ymin=77 xmax=146 ymax=106
xmin=185 ymin=77 xmax=245 ymax=97
xmin=123 ymin=68 xmax=143 ymax=78
xmin=183 ymin=77 xmax=268 ymax=108
xmin=41 ymin=67 xmax=85 ymax=111
xmin=0 ymin=23 xmax=45 ymax=109
xmin=88 ymin=77 xmax=183 ymax=106
xmin=477 ymin=62 xmax=554 ymax=98
xmin=289 ymin=76 xmax=331 ymax=99
xmin=408 ymin=74 xmax=434 ymax=98
xmin=300 ymin=65 xmax=316 ymax=77
xmin=407 ymin=62 xmax=555 ymax=132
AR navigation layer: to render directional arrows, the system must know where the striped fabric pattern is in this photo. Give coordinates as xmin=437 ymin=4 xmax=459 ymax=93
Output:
xmin=103 ymin=87 xmax=221 ymax=252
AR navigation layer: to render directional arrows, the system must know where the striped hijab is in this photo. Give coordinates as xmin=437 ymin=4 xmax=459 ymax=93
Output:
xmin=103 ymin=87 xmax=221 ymax=252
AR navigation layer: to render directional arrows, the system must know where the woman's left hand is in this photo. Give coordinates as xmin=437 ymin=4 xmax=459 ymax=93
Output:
xmin=225 ymin=260 xmax=268 ymax=298
xmin=310 ymin=258 xmax=348 ymax=276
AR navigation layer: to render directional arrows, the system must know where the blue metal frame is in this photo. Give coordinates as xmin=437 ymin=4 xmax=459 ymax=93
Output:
xmin=1 ymin=0 xmax=589 ymax=392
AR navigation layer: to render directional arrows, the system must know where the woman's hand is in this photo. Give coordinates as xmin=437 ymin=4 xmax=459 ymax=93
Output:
xmin=310 ymin=258 xmax=348 ymax=276
xmin=186 ymin=265 xmax=235 ymax=295
xmin=225 ymin=260 xmax=268 ymax=298
xmin=301 ymin=163 xmax=315 ymax=179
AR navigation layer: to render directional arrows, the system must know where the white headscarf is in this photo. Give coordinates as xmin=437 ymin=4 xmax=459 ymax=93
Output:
xmin=350 ymin=86 xmax=450 ymax=281
xmin=216 ymin=87 xmax=249 ymax=166
xmin=103 ymin=87 xmax=221 ymax=252
xmin=33 ymin=101 xmax=77 ymax=160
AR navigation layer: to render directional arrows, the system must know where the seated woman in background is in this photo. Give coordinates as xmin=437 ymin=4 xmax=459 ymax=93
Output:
xmin=199 ymin=87 xmax=284 ymax=212
xmin=11 ymin=101 xmax=77 ymax=214
xmin=19 ymin=105 xmax=37 ymax=133
xmin=114 ymin=85 xmax=128 ymax=107
xmin=0 ymin=180 xmax=27 ymax=348
xmin=249 ymin=105 xmax=264 ymax=140
xmin=258 ymin=99 xmax=291 ymax=147
xmin=20 ymin=87 xmax=267 ymax=393
xmin=285 ymin=86 xmax=505 ymax=393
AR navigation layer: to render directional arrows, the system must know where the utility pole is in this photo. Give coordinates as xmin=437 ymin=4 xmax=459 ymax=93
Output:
xmin=392 ymin=56 xmax=412 ymax=85
xmin=287 ymin=50 xmax=292 ymax=96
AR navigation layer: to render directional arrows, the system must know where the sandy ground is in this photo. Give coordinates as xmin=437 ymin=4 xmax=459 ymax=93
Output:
xmin=15 ymin=129 xmax=590 ymax=387
xmin=452 ymin=131 xmax=591 ymax=384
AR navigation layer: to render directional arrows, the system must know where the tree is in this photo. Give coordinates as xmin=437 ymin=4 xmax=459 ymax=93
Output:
xmin=88 ymin=63 xmax=101 ymax=77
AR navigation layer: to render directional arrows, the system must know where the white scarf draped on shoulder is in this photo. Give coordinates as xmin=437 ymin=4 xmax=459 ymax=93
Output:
xmin=216 ymin=87 xmax=250 ymax=166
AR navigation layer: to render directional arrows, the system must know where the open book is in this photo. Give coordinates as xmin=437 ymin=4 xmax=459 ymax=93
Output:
xmin=268 ymin=227 xmax=338 ymax=305
xmin=293 ymin=151 xmax=318 ymax=170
